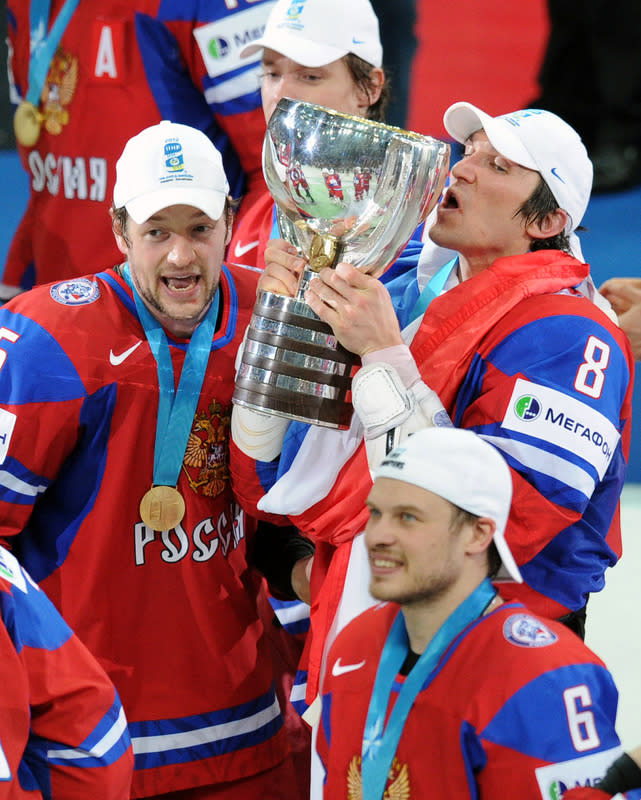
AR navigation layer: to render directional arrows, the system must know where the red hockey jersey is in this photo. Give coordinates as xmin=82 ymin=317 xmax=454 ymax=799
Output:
xmin=0 ymin=264 xmax=289 ymax=797
xmin=0 ymin=545 xmax=133 ymax=798
xmin=5 ymin=0 xmax=270 ymax=292
xmin=318 ymin=600 xmax=623 ymax=798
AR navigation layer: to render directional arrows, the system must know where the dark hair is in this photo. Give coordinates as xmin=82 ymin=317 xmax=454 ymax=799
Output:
xmin=516 ymin=176 xmax=572 ymax=253
xmin=344 ymin=53 xmax=389 ymax=122
xmin=449 ymin=507 xmax=503 ymax=579
xmin=111 ymin=198 xmax=236 ymax=247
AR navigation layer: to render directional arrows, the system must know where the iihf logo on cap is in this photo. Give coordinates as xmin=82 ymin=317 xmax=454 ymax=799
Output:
xmin=284 ymin=0 xmax=306 ymax=27
xmin=164 ymin=140 xmax=185 ymax=174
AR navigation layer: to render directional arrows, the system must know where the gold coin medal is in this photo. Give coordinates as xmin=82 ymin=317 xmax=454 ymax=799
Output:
xmin=139 ymin=485 xmax=185 ymax=532
xmin=13 ymin=101 xmax=43 ymax=147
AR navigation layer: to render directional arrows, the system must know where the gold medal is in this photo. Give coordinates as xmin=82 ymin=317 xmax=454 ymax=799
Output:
xmin=139 ymin=485 xmax=185 ymax=531
xmin=13 ymin=101 xmax=43 ymax=147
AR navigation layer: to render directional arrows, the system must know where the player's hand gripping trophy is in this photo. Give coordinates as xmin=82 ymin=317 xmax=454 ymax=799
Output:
xmin=233 ymin=98 xmax=450 ymax=428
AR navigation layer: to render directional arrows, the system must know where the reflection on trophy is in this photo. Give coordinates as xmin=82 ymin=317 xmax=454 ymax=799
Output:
xmin=232 ymin=98 xmax=450 ymax=429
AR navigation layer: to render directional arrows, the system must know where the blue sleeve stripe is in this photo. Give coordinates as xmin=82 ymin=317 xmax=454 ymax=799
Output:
xmin=481 ymin=433 xmax=596 ymax=502
xmin=270 ymin=598 xmax=310 ymax=624
xmin=290 ymin=671 xmax=310 ymax=716
xmin=270 ymin=598 xmax=311 ymax=634
xmin=76 ymin=696 xmax=128 ymax=752
xmin=46 ymin=704 xmax=131 ymax=767
xmin=203 ymin=70 xmax=261 ymax=106
xmin=0 ymin=467 xmax=48 ymax=502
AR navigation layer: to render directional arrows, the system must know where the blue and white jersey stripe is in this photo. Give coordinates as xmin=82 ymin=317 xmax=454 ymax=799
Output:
xmin=129 ymin=688 xmax=283 ymax=770
xmin=47 ymin=701 xmax=131 ymax=768
xmin=290 ymin=670 xmax=310 ymax=717
xmin=269 ymin=597 xmax=310 ymax=636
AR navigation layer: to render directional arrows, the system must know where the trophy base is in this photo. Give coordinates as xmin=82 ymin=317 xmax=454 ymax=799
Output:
xmin=233 ymin=287 xmax=357 ymax=429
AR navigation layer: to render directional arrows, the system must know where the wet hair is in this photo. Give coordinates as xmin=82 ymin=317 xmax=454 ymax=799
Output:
xmin=449 ymin=506 xmax=502 ymax=579
xmin=516 ymin=176 xmax=572 ymax=253
xmin=111 ymin=198 xmax=236 ymax=247
xmin=344 ymin=53 xmax=389 ymax=122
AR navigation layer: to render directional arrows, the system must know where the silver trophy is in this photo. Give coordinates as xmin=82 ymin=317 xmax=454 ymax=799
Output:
xmin=232 ymin=98 xmax=450 ymax=429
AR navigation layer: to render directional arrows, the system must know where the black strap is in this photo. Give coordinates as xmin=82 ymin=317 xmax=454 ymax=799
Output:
xmin=600 ymin=752 xmax=641 ymax=795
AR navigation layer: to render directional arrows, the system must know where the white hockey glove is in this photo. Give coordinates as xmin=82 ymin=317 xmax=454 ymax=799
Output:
xmin=352 ymin=362 xmax=452 ymax=469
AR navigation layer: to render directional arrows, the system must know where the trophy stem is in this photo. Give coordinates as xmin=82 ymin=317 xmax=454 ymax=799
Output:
xmin=232 ymin=272 xmax=359 ymax=429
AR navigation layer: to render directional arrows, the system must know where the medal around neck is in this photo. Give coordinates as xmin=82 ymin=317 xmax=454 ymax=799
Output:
xmin=139 ymin=485 xmax=186 ymax=532
xmin=120 ymin=264 xmax=219 ymax=535
xmin=232 ymin=98 xmax=450 ymax=429
xmin=14 ymin=101 xmax=43 ymax=147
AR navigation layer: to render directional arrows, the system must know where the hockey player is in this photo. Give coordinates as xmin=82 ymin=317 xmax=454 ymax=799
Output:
xmin=231 ymin=103 xmax=634 ymax=714
xmin=353 ymin=169 xmax=365 ymax=201
xmin=317 ymin=427 xmax=624 ymax=798
xmin=289 ymin=162 xmax=314 ymax=202
xmin=0 ymin=121 xmax=313 ymax=799
xmin=324 ymin=168 xmax=344 ymax=203
xmin=4 ymin=0 xmax=272 ymax=298
xmin=226 ymin=0 xmax=389 ymax=270
xmin=0 ymin=544 xmax=133 ymax=799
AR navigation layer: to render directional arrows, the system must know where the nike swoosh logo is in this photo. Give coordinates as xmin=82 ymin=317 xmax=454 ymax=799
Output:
xmin=109 ymin=341 xmax=143 ymax=366
xmin=234 ymin=239 xmax=259 ymax=258
xmin=550 ymin=167 xmax=566 ymax=183
xmin=332 ymin=657 xmax=366 ymax=677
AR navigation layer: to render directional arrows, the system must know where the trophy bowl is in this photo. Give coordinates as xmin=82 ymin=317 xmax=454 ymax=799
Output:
xmin=232 ymin=98 xmax=450 ymax=429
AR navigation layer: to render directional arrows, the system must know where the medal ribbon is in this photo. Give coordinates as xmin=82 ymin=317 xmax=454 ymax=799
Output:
xmin=26 ymin=0 xmax=81 ymax=107
xmin=408 ymin=256 xmax=458 ymax=323
xmin=361 ymin=578 xmax=496 ymax=799
xmin=122 ymin=263 xmax=220 ymax=486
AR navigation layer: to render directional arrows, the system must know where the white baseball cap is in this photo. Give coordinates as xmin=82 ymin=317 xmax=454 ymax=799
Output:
xmin=443 ymin=102 xmax=593 ymax=233
xmin=240 ymin=0 xmax=382 ymax=68
xmin=373 ymin=427 xmax=522 ymax=583
xmin=113 ymin=120 xmax=229 ymax=224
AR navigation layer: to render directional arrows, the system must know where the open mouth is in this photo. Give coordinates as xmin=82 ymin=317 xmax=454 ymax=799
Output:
xmin=441 ymin=188 xmax=459 ymax=209
xmin=162 ymin=275 xmax=200 ymax=291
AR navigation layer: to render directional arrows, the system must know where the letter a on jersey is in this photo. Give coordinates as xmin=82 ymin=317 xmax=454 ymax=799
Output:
xmin=92 ymin=20 xmax=125 ymax=84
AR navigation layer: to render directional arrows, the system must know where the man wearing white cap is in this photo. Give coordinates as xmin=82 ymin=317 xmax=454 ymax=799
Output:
xmin=317 ymin=427 xmax=623 ymax=799
xmin=232 ymin=103 xmax=634 ymax=669
xmin=226 ymin=0 xmax=390 ymax=270
xmin=0 ymin=120 xmax=315 ymax=799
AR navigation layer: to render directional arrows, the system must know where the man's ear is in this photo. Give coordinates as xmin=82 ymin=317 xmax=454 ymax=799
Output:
xmin=224 ymin=204 xmax=234 ymax=247
xmin=466 ymin=517 xmax=496 ymax=557
xmin=357 ymin=67 xmax=385 ymax=113
xmin=527 ymin=208 xmax=568 ymax=242
xmin=111 ymin=208 xmax=129 ymax=256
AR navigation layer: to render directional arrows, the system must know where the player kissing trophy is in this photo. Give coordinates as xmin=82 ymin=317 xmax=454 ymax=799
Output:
xmin=232 ymin=98 xmax=450 ymax=428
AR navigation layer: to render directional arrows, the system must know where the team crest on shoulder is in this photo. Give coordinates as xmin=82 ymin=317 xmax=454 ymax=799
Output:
xmin=346 ymin=755 xmax=410 ymax=800
xmin=503 ymin=614 xmax=558 ymax=648
xmin=50 ymin=278 xmax=100 ymax=306
xmin=182 ymin=401 xmax=230 ymax=498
